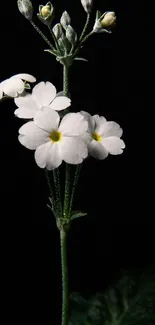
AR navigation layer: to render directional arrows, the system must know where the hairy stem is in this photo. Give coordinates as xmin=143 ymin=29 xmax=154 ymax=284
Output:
xmin=30 ymin=20 xmax=56 ymax=53
xmin=68 ymin=164 xmax=82 ymax=217
xmin=53 ymin=168 xmax=62 ymax=218
xmin=60 ymin=228 xmax=68 ymax=325
xmin=79 ymin=14 xmax=90 ymax=42
xmin=49 ymin=26 xmax=62 ymax=54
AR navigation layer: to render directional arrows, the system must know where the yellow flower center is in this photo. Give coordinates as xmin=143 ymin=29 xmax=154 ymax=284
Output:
xmin=49 ymin=130 xmax=62 ymax=143
xmin=41 ymin=5 xmax=51 ymax=18
xmin=92 ymin=132 xmax=102 ymax=142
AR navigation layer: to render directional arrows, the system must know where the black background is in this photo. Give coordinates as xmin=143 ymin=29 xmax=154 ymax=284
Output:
xmin=0 ymin=0 xmax=153 ymax=324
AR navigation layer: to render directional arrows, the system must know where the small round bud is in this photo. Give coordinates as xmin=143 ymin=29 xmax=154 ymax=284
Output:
xmin=37 ymin=2 xmax=54 ymax=26
xmin=81 ymin=0 xmax=93 ymax=14
xmin=17 ymin=0 xmax=33 ymax=20
xmin=52 ymin=23 xmax=63 ymax=40
xmin=101 ymin=12 xmax=116 ymax=29
xmin=66 ymin=25 xmax=77 ymax=44
xmin=60 ymin=11 xmax=71 ymax=29
xmin=40 ymin=5 xmax=51 ymax=18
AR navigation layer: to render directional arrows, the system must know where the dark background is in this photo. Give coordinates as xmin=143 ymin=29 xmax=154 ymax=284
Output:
xmin=0 ymin=0 xmax=153 ymax=324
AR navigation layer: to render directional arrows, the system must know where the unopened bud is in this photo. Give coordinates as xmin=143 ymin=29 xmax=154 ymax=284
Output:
xmin=81 ymin=0 xmax=93 ymax=14
xmin=93 ymin=11 xmax=116 ymax=33
xmin=37 ymin=2 xmax=54 ymax=26
xmin=101 ymin=12 xmax=116 ymax=29
xmin=66 ymin=25 xmax=77 ymax=44
xmin=52 ymin=23 xmax=63 ymax=40
xmin=17 ymin=0 xmax=33 ymax=20
xmin=60 ymin=11 xmax=71 ymax=29
xmin=40 ymin=5 xmax=51 ymax=17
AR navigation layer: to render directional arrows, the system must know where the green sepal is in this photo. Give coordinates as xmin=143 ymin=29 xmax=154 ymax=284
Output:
xmin=70 ymin=210 xmax=88 ymax=221
xmin=47 ymin=197 xmax=57 ymax=218
xmin=44 ymin=49 xmax=57 ymax=56
xmin=96 ymin=10 xmax=102 ymax=21
xmin=73 ymin=57 xmax=88 ymax=62
xmin=24 ymin=83 xmax=31 ymax=90
xmin=39 ymin=5 xmax=43 ymax=12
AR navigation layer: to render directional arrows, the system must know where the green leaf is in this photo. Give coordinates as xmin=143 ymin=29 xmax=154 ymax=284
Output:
xmin=69 ymin=268 xmax=155 ymax=325
xmin=69 ymin=293 xmax=89 ymax=325
xmin=74 ymin=57 xmax=88 ymax=62
xmin=70 ymin=210 xmax=88 ymax=221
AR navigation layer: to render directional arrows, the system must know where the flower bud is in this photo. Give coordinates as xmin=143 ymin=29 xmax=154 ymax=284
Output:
xmin=93 ymin=11 xmax=116 ymax=33
xmin=101 ymin=12 xmax=116 ymax=29
xmin=17 ymin=0 xmax=33 ymax=20
xmin=66 ymin=25 xmax=77 ymax=44
xmin=40 ymin=5 xmax=51 ymax=17
xmin=37 ymin=2 xmax=54 ymax=26
xmin=60 ymin=11 xmax=71 ymax=29
xmin=52 ymin=23 xmax=63 ymax=40
xmin=81 ymin=0 xmax=93 ymax=14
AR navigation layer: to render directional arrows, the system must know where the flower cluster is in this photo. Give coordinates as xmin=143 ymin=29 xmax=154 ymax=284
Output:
xmin=0 ymin=75 xmax=125 ymax=170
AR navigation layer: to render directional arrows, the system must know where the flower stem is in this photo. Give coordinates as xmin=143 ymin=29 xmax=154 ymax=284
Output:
xmin=81 ymin=30 xmax=94 ymax=44
xmin=60 ymin=62 xmax=70 ymax=325
xmin=63 ymin=164 xmax=71 ymax=218
xmin=79 ymin=14 xmax=90 ymax=42
xmin=53 ymin=168 xmax=62 ymax=218
xmin=63 ymin=64 xmax=69 ymax=97
xmin=49 ymin=26 xmax=62 ymax=54
xmin=60 ymin=228 xmax=68 ymax=325
xmin=30 ymin=20 xmax=56 ymax=53
xmin=45 ymin=169 xmax=55 ymax=202
xmin=68 ymin=164 xmax=82 ymax=217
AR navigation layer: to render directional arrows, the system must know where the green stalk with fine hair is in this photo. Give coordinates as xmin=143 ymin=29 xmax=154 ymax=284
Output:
xmin=79 ymin=13 xmax=90 ymax=41
xmin=60 ymin=63 xmax=70 ymax=325
xmin=30 ymin=20 xmax=56 ymax=54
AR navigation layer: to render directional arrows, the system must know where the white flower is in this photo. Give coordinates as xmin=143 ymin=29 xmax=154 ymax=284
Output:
xmin=18 ymin=108 xmax=88 ymax=169
xmin=14 ymin=81 xmax=71 ymax=119
xmin=80 ymin=111 xmax=125 ymax=159
xmin=0 ymin=73 xmax=36 ymax=99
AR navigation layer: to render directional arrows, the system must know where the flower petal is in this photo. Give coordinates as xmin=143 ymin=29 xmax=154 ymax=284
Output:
xmin=14 ymin=107 xmax=36 ymax=119
xmin=2 ymin=78 xmax=24 ymax=97
xmin=55 ymin=91 xmax=64 ymax=97
xmin=32 ymin=81 xmax=56 ymax=108
xmin=93 ymin=115 xmax=107 ymax=134
xmin=80 ymin=111 xmax=96 ymax=133
xmin=34 ymin=107 xmax=60 ymax=132
xmin=14 ymin=93 xmax=37 ymax=108
xmin=60 ymin=137 xmax=88 ymax=164
xmin=11 ymin=73 xmax=36 ymax=83
xmin=19 ymin=121 xmax=49 ymax=149
xmin=0 ymin=87 xmax=3 ymax=99
xmin=49 ymin=96 xmax=71 ymax=111
xmin=59 ymin=113 xmax=88 ymax=136
xmin=102 ymin=136 xmax=125 ymax=155
xmin=99 ymin=121 xmax=123 ymax=138
xmin=88 ymin=140 xmax=109 ymax=159
xmin=14 ymin=94 xmax=39 ymax=118
xmin=35 ymin=142 xmax=62 ymax=170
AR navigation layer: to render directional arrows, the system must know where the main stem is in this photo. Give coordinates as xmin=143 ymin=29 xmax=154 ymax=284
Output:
xmin=60 ymin=228 xmax=68 ymax=325
xmin=61 ymin=63 xmax=70 ymax=325
xmin=63 ymin=64 xmax=69 ymax=97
